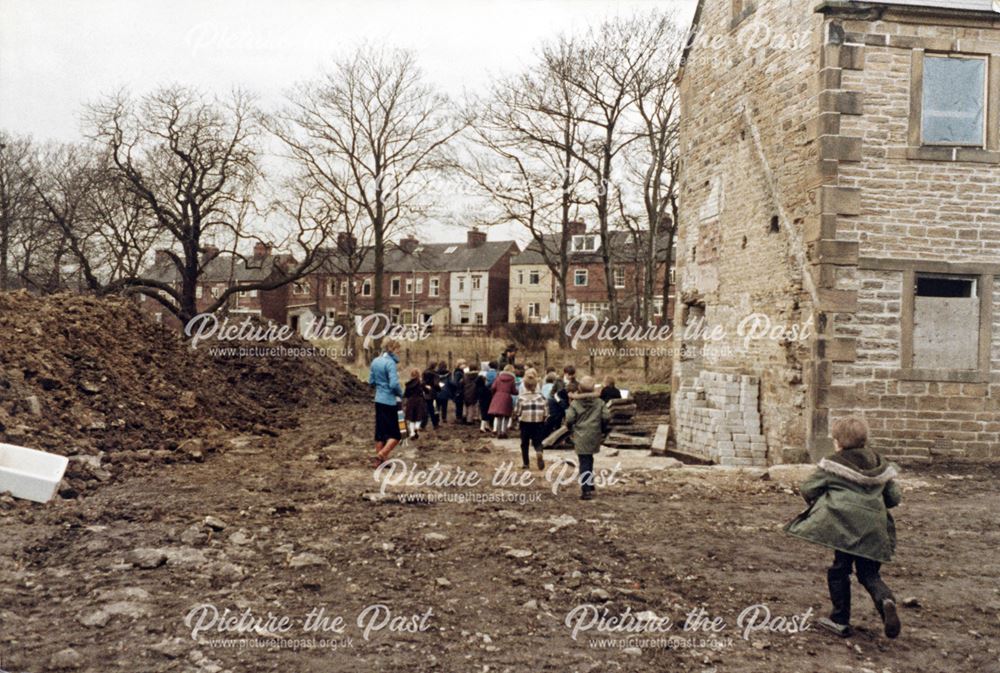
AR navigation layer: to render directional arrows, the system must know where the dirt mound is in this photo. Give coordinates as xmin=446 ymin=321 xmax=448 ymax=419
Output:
xmin=0 ymin=291 xmax=367 ymax=468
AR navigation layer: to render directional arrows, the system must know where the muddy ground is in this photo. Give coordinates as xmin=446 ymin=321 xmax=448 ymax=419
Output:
xmin=1 ymin=404 xmax=998 ymax=673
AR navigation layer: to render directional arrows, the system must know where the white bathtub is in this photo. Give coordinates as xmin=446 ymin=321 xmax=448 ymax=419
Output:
xmin=0 ymin=443 xmax=69 ymax=503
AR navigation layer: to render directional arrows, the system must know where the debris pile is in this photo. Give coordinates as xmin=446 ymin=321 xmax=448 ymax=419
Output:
xmin=0 ymin=291 xmax=367 ymax=469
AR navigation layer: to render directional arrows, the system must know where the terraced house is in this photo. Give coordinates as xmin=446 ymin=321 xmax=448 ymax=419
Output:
xmin=672 ymin=0 xmax=1000 ymax=465
xmin=301 ymin=228 xmax=518 ymax=332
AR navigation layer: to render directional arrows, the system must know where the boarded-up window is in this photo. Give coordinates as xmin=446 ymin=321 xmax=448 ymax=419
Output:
xmin=912 ymin=275 xmax=978 ymax=370
xmin=921 ymin=55 xmax=987 ymax=146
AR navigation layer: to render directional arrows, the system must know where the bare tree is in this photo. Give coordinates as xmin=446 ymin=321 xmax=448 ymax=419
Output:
xmin=0 ymin=133 xmax=43 ymax=291
xmin=274 ymin=47 xmax=460 ymax=316
xmin=625 ymin=12 xmax=683 ymax=324
xmin=465 ymin=55 xmax=591 ymax=346
xmin=86 ymin=85 xmax=326 ymax=325
xmin=540 ymin=12 xmax=679 ymax=324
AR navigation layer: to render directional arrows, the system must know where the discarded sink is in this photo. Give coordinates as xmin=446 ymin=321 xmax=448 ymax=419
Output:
xmin=0 ymin=443 xmax=69 ymax=503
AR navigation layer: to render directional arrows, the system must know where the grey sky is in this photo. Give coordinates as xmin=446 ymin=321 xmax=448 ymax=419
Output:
xmin=1 ymin=0 xmax=697 ymax=143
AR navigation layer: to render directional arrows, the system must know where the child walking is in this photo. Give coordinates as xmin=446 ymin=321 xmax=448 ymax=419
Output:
xmin=513 ymin=375 xmax=547 ymax=470
xmin=488 ymin=364 xmax=518 ymax=438
xmin=403 ymin=368 xmax=426 ymax=439
xmin=784 ymin=416 xmax=902 ymax=639
xmin=564 ymin=376 xmax=610 ymax=500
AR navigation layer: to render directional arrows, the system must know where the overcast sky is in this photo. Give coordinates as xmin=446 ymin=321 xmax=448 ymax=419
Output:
xmin=1 ymin=0 xmax=697 ymax=143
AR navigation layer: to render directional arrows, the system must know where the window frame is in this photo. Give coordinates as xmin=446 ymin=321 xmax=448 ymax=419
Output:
xmin=390 ymin=277 xmax=401 ymax=297
xmin=574 ymin=269 xmax=589 ymax=287
xmin=897 ymin=265 xmax=994 ymax=383
xmin=919 ymin=52 xmax=989 ymax=148
xmin=909 ymin=49 xmax=1000 ymax=158
xmin=429 ymin=277 xmax=440 ymax=297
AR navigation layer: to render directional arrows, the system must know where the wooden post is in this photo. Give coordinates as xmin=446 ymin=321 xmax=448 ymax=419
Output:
xmin=644 ymin=353 xmax=650 ymax=383
xmin=543 ymin=347 xmax=549 ymax=370
xmin=405 ymin=348 xmax=410 ymax=366
xmin=589 ymin=353 xmax=595 ymax=376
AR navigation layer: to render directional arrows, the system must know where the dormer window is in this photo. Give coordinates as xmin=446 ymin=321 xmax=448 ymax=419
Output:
xmin=571 ymin=235 xmax=598 ymax=253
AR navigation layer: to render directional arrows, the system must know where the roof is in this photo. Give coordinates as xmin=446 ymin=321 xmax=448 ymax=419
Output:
xmin=512 ymin=230 xmax=673 ymax=267
xmin=144 ymin=252 xmax=295 ymax=285
xmin=868 ymin=0 xmax=999 ymax=10
xmin=316 ymin=240 xmax=518 ymax=275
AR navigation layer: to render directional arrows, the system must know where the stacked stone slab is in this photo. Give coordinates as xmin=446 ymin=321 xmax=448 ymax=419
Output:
xmin=675 ymin=372 xmax=768 ymax=466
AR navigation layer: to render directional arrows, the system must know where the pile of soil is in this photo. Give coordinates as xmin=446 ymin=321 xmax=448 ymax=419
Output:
xmin=0 ymin=291 xmax=367 ymax=467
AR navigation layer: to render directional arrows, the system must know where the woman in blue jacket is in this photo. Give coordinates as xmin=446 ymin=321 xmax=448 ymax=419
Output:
xmin=369 ymin=339 xmax=403 ymax=466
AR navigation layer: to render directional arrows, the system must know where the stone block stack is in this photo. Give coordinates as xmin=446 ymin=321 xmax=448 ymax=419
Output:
xmin=675 ymin=371 xmax=768 ymax=466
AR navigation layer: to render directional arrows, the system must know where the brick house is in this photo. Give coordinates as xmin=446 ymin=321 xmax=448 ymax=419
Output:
xmin=671 ymin=0 xmax=1000 ymax=465
xmin=139 ymin=242 xmax=294 ymax=328
xmin=509 ymin=222 xmax=674 ymax=323
xmin=301 ymin=228 xmax=518 ymax=332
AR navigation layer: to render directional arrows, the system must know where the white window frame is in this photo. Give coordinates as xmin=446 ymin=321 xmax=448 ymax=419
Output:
xmin=429 ymin=277 xmax=440 ymax=297
xmin=391 ymin=277 xmax=401 ymax=296
xmin=529 ymin=270 xmax=540 ymax=285
xmin=574 ymin=269 xmax=589 ymax=287
xmin=361 ymin=279 xmax=372 ymax=297
xmin=472 ymin=275 xmax=482 ymax=290
xmin=613 ymin=267 xmax=626 ymax=289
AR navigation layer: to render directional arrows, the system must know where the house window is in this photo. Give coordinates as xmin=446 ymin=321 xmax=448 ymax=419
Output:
xmin=653 ymin=296 xmax=665 ymax=316
xmin=613 ymin=267 xmax=626 ymax=289
xmin=517 ymin=270 xmax=524 ymax=285
xmin=458 ymin=276 xmax=465 ymax=292
xmin=581 ymin=302 xmax=608 ymax=317
xmin=327 ymin=279 xmax=337 ymax=296
xmin=669 ymin=268 xmax=676 ymax=285
xmin=574 ymin=269 xmax=588 ymax=286
xmin=326 ymin=309 xmax=337 ymax=322
xmin=196 ymin=285 xmax=204 ymax=299
xmin=391 ymin=278 xmax=401 ymax=296
xmin=340 ymin=281 xmax=347 ymax=296
xmin=416 ymin=278 xmax=424 ymax=294
xmin=911 ymin=274 xmax=979 ymax=371
xmin=429 ymin=277 xmax=440 ymax=297
xmin=529 ymin=270 xmax=540 ymax=285
xmin=571 ymin=235 xmax=597 ymax=252
xmin=239 ymin=289 xmax=258 ymax=298
xmin=154 ymin=312 xmax=162 ymax=323
xmin=390 ymin=306 xmax=401 ymax=322
xmin=405 ymin=278 xmax=413 ymax=294
xmin=921 ymin=54 xmax=987 ymax=147
xmin=361 ymin=279 xmax=372 ymax=297
xmin=472 ymin=275 xmax=482 ymax=290
xmin=474 ymin=312 xmax=484 ymax=325
xmin=293 ymin=281 xmax=309 ymax=296
xmin=528 ymin=302 xmax=540 ymax=318
xmin=444 ymin=245 xmax=458 ymax=254
xmin=210 ymin=285 xmax=224 ymax=299
xmin=459 ymin=305 xmax=470 ymax=324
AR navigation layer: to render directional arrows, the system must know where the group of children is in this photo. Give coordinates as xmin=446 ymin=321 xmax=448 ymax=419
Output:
xmin=399 ymin=346 xmax=622 ymax=500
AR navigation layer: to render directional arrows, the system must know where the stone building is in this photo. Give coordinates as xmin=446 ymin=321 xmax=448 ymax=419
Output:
xmin=671 ymin=0 xmax=1000 ymax=465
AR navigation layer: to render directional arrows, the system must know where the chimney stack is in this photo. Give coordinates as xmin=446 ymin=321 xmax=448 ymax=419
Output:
xmin=467 ymin=227 xmax=487 ymax=249
xmin=202 ymin=245 xmax=221 ymax=262
xmin=567 ymin=220 xmax=586 ymax=236
xmin=253 ymin=241 xmax=272 ymax=259
xmin=399 ymin=235 xmax=420 ymax=254
xmin=337 ymin=231 xmax=357 ymax=254
xmin=154 ymin=249 xmax=172 ymax=265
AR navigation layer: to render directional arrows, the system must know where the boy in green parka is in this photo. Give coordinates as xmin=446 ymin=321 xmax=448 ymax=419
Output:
xmin=564 ymin=376 xmax=611 ymax=500
xmin=784 ymin=416 xmax=902 ymax=639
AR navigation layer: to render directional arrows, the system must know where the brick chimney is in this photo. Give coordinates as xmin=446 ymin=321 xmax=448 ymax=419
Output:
xmin=467 ymin=227 xmax=487 ymax=249
xmin=202 ymin=245 xmax=221 ymax=262
xmin=567 ymin=220 xmax=586 ymax=236
xmin=399 ymin=235 xmax=420 ymax=254
xmin=253 ymin=241 xmax=272 ymax=259
xmin=337 ymin=232 xmax=357 ymax=254
xmin=154 ymin=249 xmax=172 ymax=265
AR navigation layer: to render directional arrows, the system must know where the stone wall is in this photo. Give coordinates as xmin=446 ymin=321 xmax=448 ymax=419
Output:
xmin=672 ymin=0 xmax=825 ymax=464
xmin=812 ymin=7 xmax=1000 ymax=460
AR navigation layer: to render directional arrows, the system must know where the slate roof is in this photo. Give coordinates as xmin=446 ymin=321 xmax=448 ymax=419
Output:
xmin=511 ymin=231 xmax=673 ymax=266
xmin=144 ymin=253 xmax=295 ymax=284
xmin=316 ymin=240 xmax=518 ymax=275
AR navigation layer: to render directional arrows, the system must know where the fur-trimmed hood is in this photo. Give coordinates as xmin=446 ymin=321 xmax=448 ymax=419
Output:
xmin=817 ymin=455 xmax=898 ymax=487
